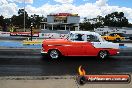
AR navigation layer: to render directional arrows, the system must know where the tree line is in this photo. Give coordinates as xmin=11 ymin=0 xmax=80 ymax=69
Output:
xmin=80 ymin=12 xmax=132 ymax=30
xmin=0 ymin=9 xmax=46 ymax=32
xmin=0 ymin=10 xmax=132 ymax=31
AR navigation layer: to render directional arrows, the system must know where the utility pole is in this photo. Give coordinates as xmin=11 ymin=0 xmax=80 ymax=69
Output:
xmin=24 ymin=0 xmax=25 ymax=32
xmin=30 ymin=23 xmax=33 ymax=41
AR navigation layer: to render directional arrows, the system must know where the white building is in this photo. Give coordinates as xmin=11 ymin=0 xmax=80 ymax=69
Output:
xmin=41 ymin=13 xmax=80 ymax=31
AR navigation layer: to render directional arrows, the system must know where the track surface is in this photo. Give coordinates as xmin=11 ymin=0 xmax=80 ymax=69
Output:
xmin=0 ymin=48 xmax=132 ymax=76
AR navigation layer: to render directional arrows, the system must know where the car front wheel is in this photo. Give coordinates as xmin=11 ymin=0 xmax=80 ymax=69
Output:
xmin=98 ymin=50 xmax=108 ymax=59
xmin=48 ymin=49 xmax=61 ymax=60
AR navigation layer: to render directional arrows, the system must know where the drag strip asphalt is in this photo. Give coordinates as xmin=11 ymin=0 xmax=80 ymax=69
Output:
xmin=0 ymin=48 xmax=132 ymax=76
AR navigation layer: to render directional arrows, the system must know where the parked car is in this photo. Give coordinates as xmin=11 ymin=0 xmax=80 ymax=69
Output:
xmin=41 ymin=31 xmax=119 ymax=60
xmin=102 ymin=33 xmax=125 ymax=42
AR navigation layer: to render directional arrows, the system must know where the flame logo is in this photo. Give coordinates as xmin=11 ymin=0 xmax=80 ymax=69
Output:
xmin=78 ymin=65 xmax=86 ymax=76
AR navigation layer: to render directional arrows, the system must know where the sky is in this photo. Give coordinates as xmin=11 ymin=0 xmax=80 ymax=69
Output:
xmin=0 ymin=0 xmax=132 ymax=23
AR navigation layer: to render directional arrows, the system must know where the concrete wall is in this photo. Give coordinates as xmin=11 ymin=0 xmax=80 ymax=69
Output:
xmin=0 ymin=32 xmax=10 ymax=37
xmin=39 ymin=33 xmax=68 ymax=39
xmin=47 ymin=16 xmax=54 ymax=23
xmin=67 ymin=16 xmax=80 ymax=24
xmin=39 ymin=29 xmax=69 ymax=38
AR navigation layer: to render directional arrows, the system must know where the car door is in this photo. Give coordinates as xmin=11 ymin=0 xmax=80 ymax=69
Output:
xmin=108 ymin=33 xmax=116 ymax=40
xmin=66 ymin=34 xmax=86 ymax=56
xmin=84 ymin=35 xmax=99 ymax=56
xmin=89 ymin=34 xmax=119 ymax=50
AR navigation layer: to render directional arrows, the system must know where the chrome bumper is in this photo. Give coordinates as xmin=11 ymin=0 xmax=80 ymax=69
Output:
xmin=116 ymin=51 xmax=120 ymax=55
xmin=41 ymin=48 xmax=47 ymax=54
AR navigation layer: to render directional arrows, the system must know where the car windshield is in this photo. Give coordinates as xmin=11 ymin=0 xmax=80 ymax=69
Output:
xmin=117 ymin=33 xmax=126 ymax=37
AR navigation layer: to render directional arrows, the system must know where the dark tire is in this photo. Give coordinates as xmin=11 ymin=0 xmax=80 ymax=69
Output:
xmin=48 ymin=49 xmax=61 ymax=60
xmin=115 ymin=38 xmax=121 ymax=42
xmin=98 ymin=50 xmax=109 ymax=59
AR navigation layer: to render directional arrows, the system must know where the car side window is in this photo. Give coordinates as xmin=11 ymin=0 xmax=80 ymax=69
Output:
xmin=109 ymin=34 xmax=114 ymax=36
xmin=87 ymin=35 xmax=100 ymax=42
xmin=69 ymin=33 xmax=74 ymax=40
xmin=74 ymin=34 xmax=84 ymax=41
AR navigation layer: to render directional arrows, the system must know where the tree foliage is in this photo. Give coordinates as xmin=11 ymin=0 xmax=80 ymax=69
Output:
xmin=0 ymin=15 xmax=4 ymax=26
xmin=11 ymin=9 xmax=45 ymax=29
xmin=0 ymin=11 xmax=131 ymax=31
xmin=104 ymin=12 xmax=128 ymax=27
xmin=11 ymin=9 xmax=29 ymax=28
xmin=80 ymin=15 xmax=104 ymax=30
xmin=80 ymin=12 xmax=129 ymax=30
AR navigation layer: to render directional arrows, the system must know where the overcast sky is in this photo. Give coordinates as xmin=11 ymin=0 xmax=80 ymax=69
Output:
xmin=0 ymin=0 xmax=132 ymax=23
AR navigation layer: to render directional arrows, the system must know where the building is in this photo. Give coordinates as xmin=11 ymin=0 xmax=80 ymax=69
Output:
xmin=94 ymin=26 xmax=132 ymax=35
xmin=41 ymin=13 xmax=80 ymax=31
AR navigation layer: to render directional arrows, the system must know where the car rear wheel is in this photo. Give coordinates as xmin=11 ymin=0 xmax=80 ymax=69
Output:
xmin=115 ymin=38 xmax=121 ymax=42
xmin=48 ymin=49 xmax=61 ymax=60
xmin=98 ymin=50 xmax=108 ymax=59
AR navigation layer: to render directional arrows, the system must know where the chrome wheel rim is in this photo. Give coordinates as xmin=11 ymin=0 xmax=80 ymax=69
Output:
xmin=50 ymin=50 xmax=59 ymax=59
xmin=99 ymin=51 xmax=107 ymax=59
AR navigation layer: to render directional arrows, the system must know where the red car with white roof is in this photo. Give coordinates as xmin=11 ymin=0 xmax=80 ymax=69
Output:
xmin=41 ymin=31 xmax=119 ymax=60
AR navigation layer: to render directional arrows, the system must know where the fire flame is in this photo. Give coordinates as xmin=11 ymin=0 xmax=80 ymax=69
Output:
xmin=78 ymin=65 xmax=86 ymax=76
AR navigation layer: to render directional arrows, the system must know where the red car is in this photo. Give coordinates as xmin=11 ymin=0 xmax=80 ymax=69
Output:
xmin=41 ymin=31 xmax=119 ymax=60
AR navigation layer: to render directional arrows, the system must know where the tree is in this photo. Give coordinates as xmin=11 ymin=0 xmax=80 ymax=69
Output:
xmin=0 ymin=15 xmax=4 ymax=26
xmin=10 ymin=9 xmax=46 ymax=30
xmin=104 ymin=12 xmax=128 ymax=27
xmin=93 ymin=15 xmax=104 ymax=28
xmin=4 ymin=18 xmax=11 ymax=26
xmin=80 ymin=16 xmax=104 ymax=30
xmin=80 ymin=17 xmax=94 ymax=30
xmin=30 ymin=14 xmax=44 ymax=29
xmin=11 ymin=9 xmax=29 ymax=29
xmin=0 ymin=16 xmax=8 ymax=31
xmin=128 ymin=23 xmax=132 ymax=27
xmin=11 ymin=15 xmax=19 ymax=26
xmin=15 ymin=9 xmax=28 ymax=28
